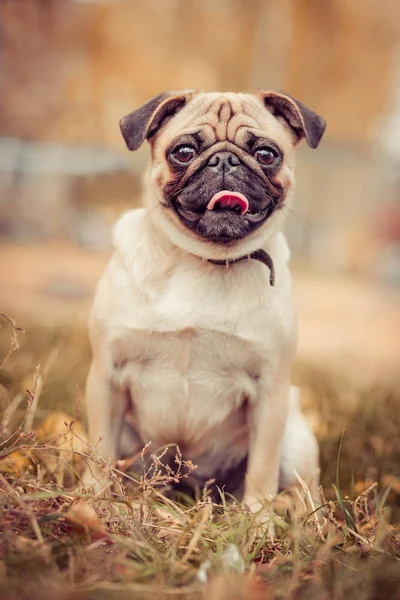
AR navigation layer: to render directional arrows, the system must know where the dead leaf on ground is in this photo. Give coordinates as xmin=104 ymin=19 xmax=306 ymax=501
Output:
xmin=35 ymin=411 xmax=88 ymax=474
xmin=64 ymin=499 xmax=109 ymax=542
xmin=0 ymin=449 xmax=32 ymax=474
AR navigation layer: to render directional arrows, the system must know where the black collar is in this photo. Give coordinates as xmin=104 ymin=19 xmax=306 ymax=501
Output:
xmin=208 ymin=248 xmax=275 ymax=286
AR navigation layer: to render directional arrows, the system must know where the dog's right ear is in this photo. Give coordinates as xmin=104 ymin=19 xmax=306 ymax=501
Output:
xmin=119 ymin=91 xmax=196 ymax=151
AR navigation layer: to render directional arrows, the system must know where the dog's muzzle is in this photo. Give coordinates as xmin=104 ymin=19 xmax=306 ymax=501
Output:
xmin=168 ymin=148 xmax=280 ymax=243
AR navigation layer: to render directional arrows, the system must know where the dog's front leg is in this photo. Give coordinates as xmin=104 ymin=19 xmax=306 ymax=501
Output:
xmin=243 ymin=374 xmax=290 ymax=529
xmin=83 ymin=360 xmax=126 ymax=491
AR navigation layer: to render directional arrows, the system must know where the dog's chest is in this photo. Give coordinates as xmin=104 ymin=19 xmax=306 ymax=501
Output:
xmin=109 ymin=260 xmax=292 ymax=455
xmin=113 ymin=325 xmax=265 ymax=452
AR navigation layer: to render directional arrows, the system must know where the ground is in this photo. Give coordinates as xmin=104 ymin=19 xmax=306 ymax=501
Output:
xmin=0 ymin=242 xmax=399 ymax=599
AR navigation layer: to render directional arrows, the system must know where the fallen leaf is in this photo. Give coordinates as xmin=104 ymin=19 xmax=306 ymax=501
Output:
xmin=64 ymin=499 xmax=109 ymax=541
xmin=35 ymin=411 xmax=88 ymax=474
xmin=0 ymin=449 xmax=32 ymax=474
xmin=381 ymin=474 xmax=400 ymax=495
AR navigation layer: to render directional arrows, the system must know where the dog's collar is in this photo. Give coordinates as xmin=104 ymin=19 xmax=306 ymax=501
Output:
xmin=208 ymin=249 xmax=275 ymax=286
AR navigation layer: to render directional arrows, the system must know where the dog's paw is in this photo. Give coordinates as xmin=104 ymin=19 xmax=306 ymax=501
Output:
xmin=253 ymin=510 xmax=276 ymax=541
xmin=244 ymin=500 xmax=276 ymax=541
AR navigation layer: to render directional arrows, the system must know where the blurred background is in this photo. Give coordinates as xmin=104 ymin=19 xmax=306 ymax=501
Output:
xmin=1 ymin=0 xmax=400 ymax=392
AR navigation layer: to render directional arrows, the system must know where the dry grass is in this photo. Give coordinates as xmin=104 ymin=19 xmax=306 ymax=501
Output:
xmin=0 ymin=314 xmax=399 ymax=600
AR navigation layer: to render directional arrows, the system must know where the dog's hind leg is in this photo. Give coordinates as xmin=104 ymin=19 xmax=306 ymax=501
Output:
xmin=279 ymin=385 xmax=321 ymax=505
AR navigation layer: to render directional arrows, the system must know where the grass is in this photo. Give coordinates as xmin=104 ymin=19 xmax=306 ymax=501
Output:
xmin=0 ymin=313 xmax=399 ymax=599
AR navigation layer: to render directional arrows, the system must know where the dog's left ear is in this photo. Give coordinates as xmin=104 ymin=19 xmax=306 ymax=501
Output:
xmin=120 ymin=90 xmax=196 ymax=151
xmin=258 ymin=91 xmax=326 ymax=149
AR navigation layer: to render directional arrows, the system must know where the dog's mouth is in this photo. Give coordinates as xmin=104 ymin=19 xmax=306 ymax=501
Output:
xmin=173 ymin=190 xmax=272 ymax=229
xmin=207 ymin=191 xmax=249 ymax=215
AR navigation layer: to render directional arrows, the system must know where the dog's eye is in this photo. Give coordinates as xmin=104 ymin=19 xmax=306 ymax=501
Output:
xmin=173 ymin=145 xmax=196 ymax=164
xmin=254 ymin=148 xmax=278 ymax=166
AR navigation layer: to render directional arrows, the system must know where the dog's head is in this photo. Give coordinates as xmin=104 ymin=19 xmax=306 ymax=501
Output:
xmin=120 ymin=91 xmax=326 ymax=260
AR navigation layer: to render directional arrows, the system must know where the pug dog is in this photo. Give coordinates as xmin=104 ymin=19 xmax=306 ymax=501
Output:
xmin=85 ymin=90 xmax=325 ymax=518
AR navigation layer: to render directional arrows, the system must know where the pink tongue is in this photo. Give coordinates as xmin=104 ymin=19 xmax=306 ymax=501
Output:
xmin=207 ymin=191 xmax=249 ymax=215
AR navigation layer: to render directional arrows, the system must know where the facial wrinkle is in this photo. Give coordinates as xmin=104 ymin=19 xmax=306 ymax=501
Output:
xmin=215 ymin=101 xmax=232 ymax=141
xmin=228 ymin=115 xmax=257 ymax=143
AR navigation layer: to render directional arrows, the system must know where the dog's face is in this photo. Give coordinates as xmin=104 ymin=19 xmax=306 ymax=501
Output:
xmin=120 ymin=91 xmax=325 ymax=258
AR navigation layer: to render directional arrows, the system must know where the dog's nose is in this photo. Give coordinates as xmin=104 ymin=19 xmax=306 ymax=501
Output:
xmin=207 ymin=152 xmax=241 ymax=175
